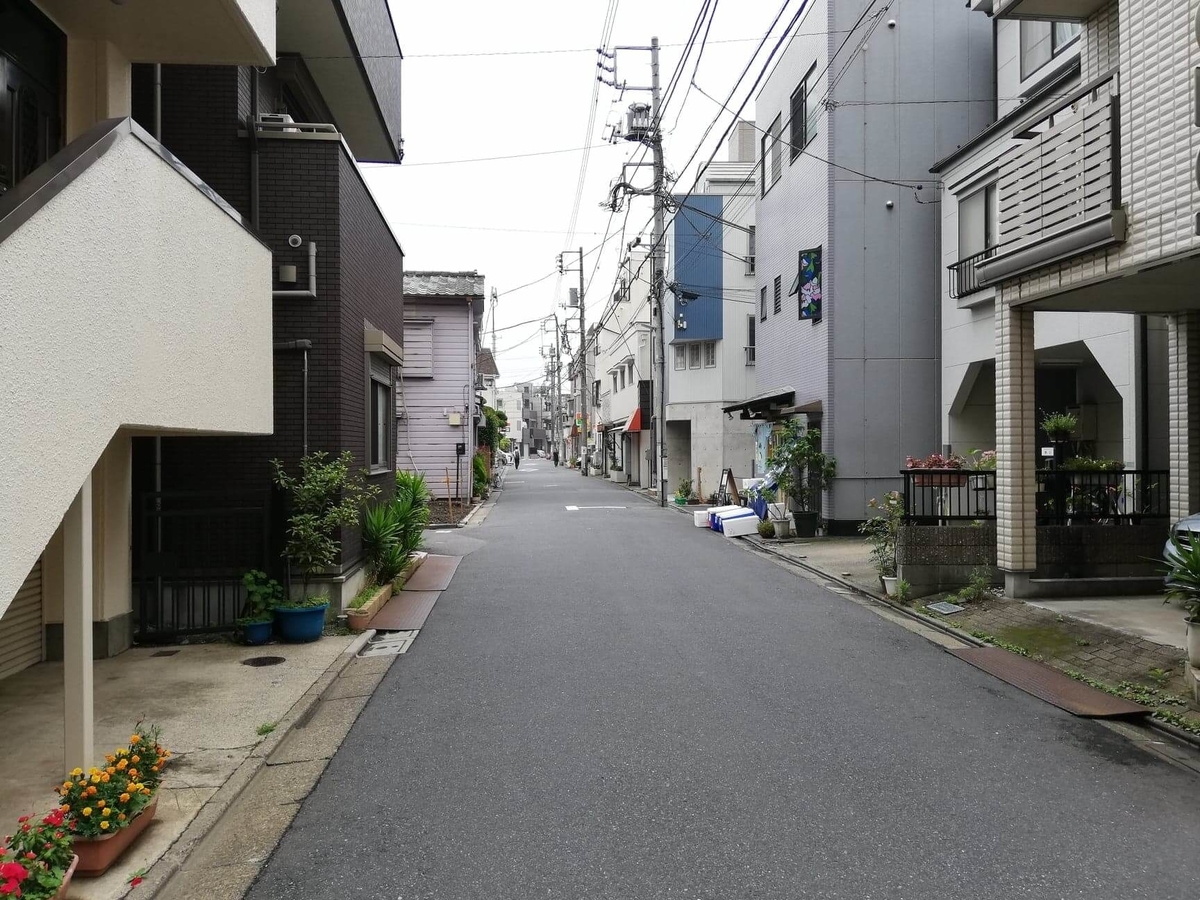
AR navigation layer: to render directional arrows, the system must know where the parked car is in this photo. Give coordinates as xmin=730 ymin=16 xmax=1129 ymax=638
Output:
xmin=1164 ymin=513 xmax=1200 ymax=574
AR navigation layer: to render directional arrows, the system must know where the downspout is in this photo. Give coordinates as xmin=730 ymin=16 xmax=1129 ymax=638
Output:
xmin=1139 ymin=315 xmax=1149 ymax=469
xmin=249 ymin=68 xmax=260 ymax=231
xmin=154 ymin=64 xmax=164 ymax=569
xmin=273 ymin=241 xmax=318 ymax=299
xmin=274 ymin=340 xmax=313 ymax=456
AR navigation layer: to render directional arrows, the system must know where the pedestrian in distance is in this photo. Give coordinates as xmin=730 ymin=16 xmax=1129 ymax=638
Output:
xmin=552 ymin=448 xmax=560 ymax=467
xmin=514 ymin=451 xmax=520 ymax=470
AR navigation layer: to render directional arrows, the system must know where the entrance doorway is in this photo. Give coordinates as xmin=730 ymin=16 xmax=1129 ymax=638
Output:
xmin=0 ymin=0 xmax=65 ymax=197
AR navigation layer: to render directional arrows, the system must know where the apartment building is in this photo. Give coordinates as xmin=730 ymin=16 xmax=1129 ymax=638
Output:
xmin=665 ymin=122 xmax=759 ymax=499
xmin=731 ymin=0 xmax=992 ymax=533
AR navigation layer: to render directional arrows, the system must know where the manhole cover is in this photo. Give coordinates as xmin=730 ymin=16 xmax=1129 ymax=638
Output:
xmin=242 ymin=656 xmax=286 ymax=667
xmin=358 ymin=631 xmax=417 ymax=658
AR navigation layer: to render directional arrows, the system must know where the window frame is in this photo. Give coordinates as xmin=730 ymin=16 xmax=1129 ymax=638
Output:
xmin=773 ymin=275 xmax=782 ymax=315
xmin=760 ymin=114 xmax=783 ymax=196
xmin=746 ymin=225 xmax=756 ymax=275
xmin=957 ymin=181 xmax=999 ymax=262
xmin=746 ymin=314 xmax=756 ymax=367
xmin=788 ymin=64 xmax=818 ymax=162
xmin=760 ymin=285 xmax=768 ymax=322
xmin=674 ymin=344 xmax=686 ymax=371
xmin=688 ymin=343 xmax=702 ymax=369
xmin=703 ymin=341 xmax=716 ymax=368
xmin=368 ymin=374 xmax=393 ymax=473
xmin=1020 ymin=20 xmax=1081 ymax=81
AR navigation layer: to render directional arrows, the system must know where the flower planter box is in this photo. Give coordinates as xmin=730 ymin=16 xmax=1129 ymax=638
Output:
xmin=793 ymin=510 xmax=819 ymax=538
xmin=610 ymin=470 xmax=626 ymax=483
xmin=73 ymin=799 xmax=157 ymax=877
xmin=53 ymin=855 xmax=79 ymax=898
xmin=346 ymin=583 xmax=392 ymax=632
xmin=911 ymin=472 xmax=967 ymax=488
xmin=239 ymin=619 xmax=273 ymax=645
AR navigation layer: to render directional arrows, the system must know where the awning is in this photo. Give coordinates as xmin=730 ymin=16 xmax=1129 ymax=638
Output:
xmin=623 ymin=408 xmax=643 ymax=432
xmin=721 ymin=388 xmax=796 ymax=420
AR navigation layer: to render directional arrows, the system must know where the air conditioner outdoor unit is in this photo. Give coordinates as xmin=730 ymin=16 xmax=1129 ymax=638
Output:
xmin=260 ymin=113 xmax=299 ymax=133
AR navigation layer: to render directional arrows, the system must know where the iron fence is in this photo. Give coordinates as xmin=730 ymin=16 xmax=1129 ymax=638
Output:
xmin=1036 ymin=469 xmax=1168 ymax=525
xmin=902 ymin=469 xmax=996 ymax=523
xmin=133 ymin=490 xmax=273 ymax=642
xmin=947 ymin=246 xmax=996 ymax=300
xmin=901 ymin=468 xmax=1169 ymax=525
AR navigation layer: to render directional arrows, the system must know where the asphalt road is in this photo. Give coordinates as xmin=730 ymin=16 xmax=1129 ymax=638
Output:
xmin=247 ymin=461 xmax=1200 ymax=899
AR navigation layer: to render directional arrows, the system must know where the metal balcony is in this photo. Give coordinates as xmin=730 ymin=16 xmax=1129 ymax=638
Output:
xmin=992 ymin=0 xmax=1110 ymax=21
xmin=947 ymin=247 xmax=996 ymax=300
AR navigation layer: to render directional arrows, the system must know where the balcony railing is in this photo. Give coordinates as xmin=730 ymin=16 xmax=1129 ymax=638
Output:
xmin=901 ymin=468 xmax=1169 ymax=525
xmin=947 ymin=246 xmax=996 ymax=300
xmin=976 ymin=72 xmax=1124 ymax=286
xmin=745 ymin=345 xmax=756 ymax=366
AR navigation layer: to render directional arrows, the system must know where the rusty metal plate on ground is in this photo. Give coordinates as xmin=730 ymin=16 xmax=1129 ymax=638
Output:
xmin=948 ymin=647 xmax=1150 ymax=718
xmin=402 ymin=555 xmax=461 ymax=592
xmin=370 ymin=591 xmax=440 ymax=632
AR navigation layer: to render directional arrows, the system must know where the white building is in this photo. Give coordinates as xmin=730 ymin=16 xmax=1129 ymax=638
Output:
xmin=664 ymin=122 xmax=759 ymax=500
xmin=594 ymin=249 xmax=654 ymax=485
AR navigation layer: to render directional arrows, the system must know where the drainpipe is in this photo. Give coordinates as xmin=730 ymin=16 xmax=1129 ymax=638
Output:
xmin=249 ymin=68 xmax=260 ymax=231
xmin=154 ymin=64 xmax=164 ymax=566
xmin=272 ymin=241 xmax=318 ymax=300
xmin=275 ymin=340 xmax=313 ymax=455
xmin=1139 ymin=315 xmax=1150 ymax=469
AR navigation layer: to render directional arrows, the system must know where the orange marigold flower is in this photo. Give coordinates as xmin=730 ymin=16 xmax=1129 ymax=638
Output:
xmin=59 ymin=805 xmax=69 ymax=814
xmin=141 ymin=789 xmax=151 ymax=796
xmin=116 ymin=759 xmax=128 ymax=770
xmin=96 ymin=800 xmax=105 ymax=808
xmin=130 ymin=735 xmax=141 ymax=744
xmin=131 ymin=755 xmax=140 ymax=764
xmin=101 ymin=774 xmax=110 ymax=783
xmin=86 ymin=786 xmax=97 ymax=796
xmin=119 ymin=793 xmax=130 ymax=803
xmin=117 ymin=814 xmax=126 ymax=822
xmin=106 ymin=767 xmax=116 ymax=775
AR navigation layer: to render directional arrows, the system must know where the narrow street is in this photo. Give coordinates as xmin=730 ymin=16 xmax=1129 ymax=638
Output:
xmin=245 ymin=465 xmax=1200 ymax=900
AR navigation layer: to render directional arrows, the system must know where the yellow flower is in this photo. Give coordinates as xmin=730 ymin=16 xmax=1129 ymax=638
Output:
xmin=70 ymin=767 xmax=83 ymax=777
xmin=99 ymin=821 xmax=109 ymax=830
xmin=90 ymin=774 xmax=101 ymax=784
xmin=102 ymin=808 xmax=111 ymax=817
xmin=82 ymin=807 xmax=92 ymax=816
xmin=116 ymin=749 xmax=127 ymax=757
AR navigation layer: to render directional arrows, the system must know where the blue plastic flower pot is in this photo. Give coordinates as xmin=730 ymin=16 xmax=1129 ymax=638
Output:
xmin=274 ymin=604 xmax=329 ymax=643
xmin=240 ymin=620 xmax=273 ymax=645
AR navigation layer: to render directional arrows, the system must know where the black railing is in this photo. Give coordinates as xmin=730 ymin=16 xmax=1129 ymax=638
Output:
xmin=1036 ymin=469 xmax=1168 ymax=525
xmin=133 ymin=490 xmax=272 ymax=641
xmin=901 ymin=468 xmax=1169 ymax=525
xmin=902 ymin=469 xmax=996 ymax=523
xmin=947 ymin=246 xmax=996 ymax=300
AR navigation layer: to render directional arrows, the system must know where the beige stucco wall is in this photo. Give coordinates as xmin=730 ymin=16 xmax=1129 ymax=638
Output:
xmin=0 ymin=133 xmax=273 ymax=620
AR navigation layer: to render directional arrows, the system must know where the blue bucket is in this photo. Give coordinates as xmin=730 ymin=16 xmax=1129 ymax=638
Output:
xmin=240 ymin=620 xmax=273 ymax=645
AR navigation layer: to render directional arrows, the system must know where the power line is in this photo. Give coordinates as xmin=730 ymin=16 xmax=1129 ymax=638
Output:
xmin=386 ymin=221 xmax=608 ymax=235
xmin=360 ymin=143 xmax=611 ymax=168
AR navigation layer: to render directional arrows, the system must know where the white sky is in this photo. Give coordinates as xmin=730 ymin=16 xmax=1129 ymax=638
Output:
xmin=366 ymin=0 xmax=789 ymax=387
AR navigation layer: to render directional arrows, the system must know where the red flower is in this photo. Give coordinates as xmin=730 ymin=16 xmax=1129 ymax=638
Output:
xmin=18 ymin=826 xmax=28 ymax=834
xmin=0 ymin=878 xmax=21 ymax=897
xmin=0 ymin=864 xmax=26 ymax=881
xmin=14 ymin=818 xmax=27 ymax=825
xmin=129 ymin=877 xmax=143 ymax=888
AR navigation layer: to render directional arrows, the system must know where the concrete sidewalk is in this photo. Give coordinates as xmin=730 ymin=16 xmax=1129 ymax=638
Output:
xmin=0 ymin=637 xmax=352 ymax=900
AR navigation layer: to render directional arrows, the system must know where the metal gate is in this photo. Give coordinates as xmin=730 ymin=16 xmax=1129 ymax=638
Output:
xmin=133 ymin=491 xmax=272 ymax=642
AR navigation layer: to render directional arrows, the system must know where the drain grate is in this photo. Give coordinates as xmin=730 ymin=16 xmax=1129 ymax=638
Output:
xmin=358 ymin=631 xmax=418 ymax=658
xmin=242 ymin=655 xmax=286 ymax=667
xmin=927 ymin=601 xmax=965 ymax=615
xmin=150 ymin=650 xmax=180 ymax=658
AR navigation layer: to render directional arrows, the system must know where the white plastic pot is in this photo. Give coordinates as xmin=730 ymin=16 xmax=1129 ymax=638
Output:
xmin=1188 ymin=619 xmax=1200 ymax=668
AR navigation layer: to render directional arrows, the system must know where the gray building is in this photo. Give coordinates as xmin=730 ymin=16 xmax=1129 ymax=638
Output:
xmin=732 ymin=0 xmax=992 ymax=532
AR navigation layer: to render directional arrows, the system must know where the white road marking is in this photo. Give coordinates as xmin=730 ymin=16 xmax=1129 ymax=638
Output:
xmin=565 ymin=505 xmax=627 ymax=510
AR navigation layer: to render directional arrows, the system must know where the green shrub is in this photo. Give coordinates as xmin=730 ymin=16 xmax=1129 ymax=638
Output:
xmin=472 ymin=452 xmax=489 ymax=496
xmin=395 ymin=470 xmax=429 ymax=507
xmin=1165 ymin=536 xmax=1200 ymax=622
xmin=239 ymin=570 xmax=282 ymax=624
xmin=757 ymin=519 xmax=776 ymax=538
xmin=361 ymin=502 xmax=401 ymax=580
xmin=1040 ymin=411 xmax=1078 ymax=439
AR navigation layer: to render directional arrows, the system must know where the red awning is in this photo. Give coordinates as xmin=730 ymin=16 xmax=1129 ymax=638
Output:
xmin=622 ymin=408 xmax=642 ymax=433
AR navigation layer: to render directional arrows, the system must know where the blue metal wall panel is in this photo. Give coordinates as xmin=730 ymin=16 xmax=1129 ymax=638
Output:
xmin=671 ymin=194 xmax=723 ymax=342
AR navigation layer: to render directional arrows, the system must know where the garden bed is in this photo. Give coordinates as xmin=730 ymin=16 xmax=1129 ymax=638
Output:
xmin=425 ymin=499 xmax=477 ymax=526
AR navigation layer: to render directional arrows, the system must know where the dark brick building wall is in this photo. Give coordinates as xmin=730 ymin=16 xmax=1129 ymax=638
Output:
xmin=130 ymin=64 xmax=404 ymax=577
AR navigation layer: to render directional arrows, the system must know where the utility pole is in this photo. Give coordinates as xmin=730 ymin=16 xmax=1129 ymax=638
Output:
xmin=601 ymin=37 xmax=666 ymax=506
xmin=559 ymin=249 xmax=589 ymax=475
xmin=649 ymin=37 xmax=667 ymax=508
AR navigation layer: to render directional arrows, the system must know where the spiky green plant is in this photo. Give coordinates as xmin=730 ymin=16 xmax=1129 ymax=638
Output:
xmin=1164 ymin=536 xmax=1200 ymax=622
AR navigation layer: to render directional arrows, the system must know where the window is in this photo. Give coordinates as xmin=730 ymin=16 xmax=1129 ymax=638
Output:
xmin=788 ymin=65 xmax=819 ymax=160
xmin=1020 ymin=20 xmax=1081 ymax=80
xmin=674 ymin=345 xmax=686 ymax=370
xmin=746 ymin=226 xmax=756 ymax=275
xmin=760 ymin=285 xmax=767 ymax=321
xmin=612 ymin=373 xmax=618 ymax=394
xmin=619 ymin=367 xmax=626 ymax=390
xmin=958 ymin=183 xmax=999 ymax=259
xmin=760 ymin=114 xmax=782 ymax=196
xmin=773 ymin=275 xmax=782 ymax=315
xmin=703 ymin=342 xmax=716 ymax=368
xmin=593 ymin=380 xmax=601 ymax=405
xmin=370 ymin=378 xmax=391 ymax=469
xmin=403 ymin=321 xmax=433 ymax=378
xmin=746 ymin=315 xmax=756 ymax=366
xmin=688 ymin=343 xmax=702 ymax=369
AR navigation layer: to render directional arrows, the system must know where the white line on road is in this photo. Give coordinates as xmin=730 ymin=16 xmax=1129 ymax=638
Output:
xmin=565 ymin=506 xmax=627 ymax=510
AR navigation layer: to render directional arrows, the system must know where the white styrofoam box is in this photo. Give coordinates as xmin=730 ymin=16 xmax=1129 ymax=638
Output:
xmin=722 ymin=511 xmax=760 ymax=538
xmin=706 ymin=505 xmax=741 ymax=528
xmin=712 ymin=506 xmax=752 ymax=532
xmin=693 ymin=510 xmax=713 ymax=527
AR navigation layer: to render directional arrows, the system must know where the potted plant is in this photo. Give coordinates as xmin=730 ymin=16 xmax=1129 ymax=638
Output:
xmin=2 ymin=808 xmax=77 ymax=899
xmin=237 ymin=570 xmax=281 ymax=645
xmin=271 ymin=451 xmax=378 ymax=642
xmin=759 ymin=485 xmax=792 ymax=538
xmin=859 ymin=491 xmax=903 ymax=596
xmin=756 ymin=519 xmax=775 ymax=539
xmin=1041 ymin=410 xmax=1078 ymax=444
xmin=675 ymin=478 xmax=693 ymax=506
xmin=57 ymin=724 xmax=169 ymax=877
xmin=1164 ymin=536 xmax=1200 ymax=667
xmin=769 ymin=422 xmax=837 ymax=538
xmin=610 ymin=464 xmax=625 ymax=484
xmin=964 ymin=448 xmax=996 ymax=490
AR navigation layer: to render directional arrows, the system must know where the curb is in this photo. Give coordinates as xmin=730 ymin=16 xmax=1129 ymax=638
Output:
xmin=740 ymin=536 xmax=1200 ymax=754
xmin=140 ymin=631 xmax=373 ymax=899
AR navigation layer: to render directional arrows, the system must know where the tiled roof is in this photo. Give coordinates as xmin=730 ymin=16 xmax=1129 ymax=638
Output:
xmin=477 ymin=348 xmax=500 ymax=377
xmin=403 ymin=271 xmax=485 ymax=298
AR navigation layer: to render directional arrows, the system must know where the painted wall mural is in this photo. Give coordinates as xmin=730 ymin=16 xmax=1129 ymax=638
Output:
xmin=795 ymin=246 xmax=822 ymax=321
